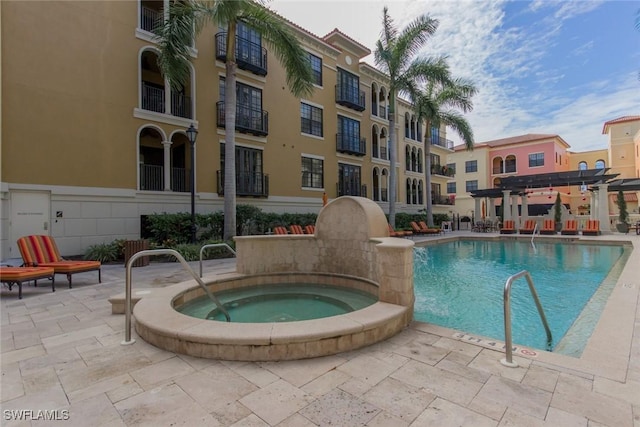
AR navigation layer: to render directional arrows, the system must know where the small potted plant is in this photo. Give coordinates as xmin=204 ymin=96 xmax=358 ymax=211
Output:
xmin=553 ymin=192 xmax=563 ymax=232
xmin=616 ymin=190 xmax=630 ymax=233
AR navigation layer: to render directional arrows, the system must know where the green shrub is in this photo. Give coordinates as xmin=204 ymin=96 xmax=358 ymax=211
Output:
xmin=84 ymin=242 xmax=119 ymax=263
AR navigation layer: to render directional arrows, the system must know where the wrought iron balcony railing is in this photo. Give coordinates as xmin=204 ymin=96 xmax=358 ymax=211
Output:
xmin=335 ymin=85 xmax=365 ymax=111
xmin=216 ymin=101 xmax=269 ymax=136
xmin=431 ymin=164 xmax=455 ymax=177
xmin=337 ymin=183 xmax=366 ymax=197
xmin=432 ymin=195 xmax=456 ymax=205
xmin=217 ymin=170 xmax=269 ymax=197
xmin=140 ymin=164 xmax=190 ymax=192
xmin=215 ymin=32 xmax=268 ymax=76
xmin=428 ymin=136 xmax=455 ymax=150
xmin=142 ymin=83 xmax=164 ymax=114
xmin=336 ymin=134 xmax=366 ymax=156
xmin=140 ymin=6 xmax=162 ymax=34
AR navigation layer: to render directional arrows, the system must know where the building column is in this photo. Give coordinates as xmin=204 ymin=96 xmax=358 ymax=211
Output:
xmin=162 ymin=140 xmax=172 ymax=191
xmin=590 ymin=191 xmax=597 ymax=220
xmin=502 ymin=190 xmax=511 ymax=221
xmin=597 ymin=184 xmax=611 ymax=233
xmin=489 ymin=198 xmax=496 ymax=222
xmin=474 ymin=197 xmax=481 ymax=223
xmin=510 ymin=195 xmax=519 ymax=227
xmin=520 ymin=194 xmax=528 ymax=222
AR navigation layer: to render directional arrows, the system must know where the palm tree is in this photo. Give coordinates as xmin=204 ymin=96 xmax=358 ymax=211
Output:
xmin=157 ymin=0 xmax=314 ymax=240
xmin=374 ymin=7 xmax=450 ymax=227
xmin=414 ymin=77 xmax=476 ymax=227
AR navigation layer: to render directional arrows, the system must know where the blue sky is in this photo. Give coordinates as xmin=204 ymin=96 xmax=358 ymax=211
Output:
xmin=269 ymin=0 xmax=639 ymax=152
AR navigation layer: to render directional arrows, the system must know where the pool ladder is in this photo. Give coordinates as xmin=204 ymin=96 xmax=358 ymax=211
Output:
xmin=500 ymin=270 xmax=552 ymax=367
xmin=121 ymin=248 xmax=232 ymax=346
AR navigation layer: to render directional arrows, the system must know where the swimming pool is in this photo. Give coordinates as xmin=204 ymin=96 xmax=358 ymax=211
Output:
xmin=413 ymin=239 xmax=630 ymax=356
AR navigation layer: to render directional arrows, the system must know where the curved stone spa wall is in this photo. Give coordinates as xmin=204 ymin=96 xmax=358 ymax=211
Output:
xmin=234 ymin=196 xmax=415 ymax=309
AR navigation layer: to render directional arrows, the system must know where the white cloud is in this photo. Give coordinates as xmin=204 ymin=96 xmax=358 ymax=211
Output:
xmin=269 ymin=0 xmax=636 ymax=152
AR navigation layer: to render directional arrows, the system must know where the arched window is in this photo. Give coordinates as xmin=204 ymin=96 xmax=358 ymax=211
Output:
xmin=492 ymin=156 xmax=503 ymax=174
xmin=595 ymin=159 xmax=605 ymax=169
xmin=406 ymin=179 xmax=412 ymax=204
xmin=404 ymin=113 xmax=410 ymax=138
xmin=405 ymin=146 xmax=411 ymax=170
xmin=371 ymin=83 xmax=378 ymax=117
xmin=372 ymin=167 xmax=380 ymax=201
xmin=371 ymin=125 xmax=379 ymax=159
xmin=578 ymin=161 xmax=587 ymax=171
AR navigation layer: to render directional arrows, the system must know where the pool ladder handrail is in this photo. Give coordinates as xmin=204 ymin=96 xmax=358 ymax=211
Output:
xmin=121 ymin=249 xmax=231 ymax=346
xmin=531 ymin=223 xmax=538 ymax=252
xmin=199 ymin=243 xmax=236 ymax=278
xmin=500 ymin=270 xmax=552 ymax=368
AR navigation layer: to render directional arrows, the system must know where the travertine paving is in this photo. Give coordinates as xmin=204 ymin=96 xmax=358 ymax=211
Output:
xmin=1 ymin=232 xmax=639 ymax=426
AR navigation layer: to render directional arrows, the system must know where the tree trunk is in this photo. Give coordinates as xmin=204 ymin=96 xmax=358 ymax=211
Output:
xmin=223 ymin=25 xmax=237 ymax=241
xmin=388 ymin=94 xmax=397 ymax=227
xmin=424 ymin=122 xmax=434 ymax=227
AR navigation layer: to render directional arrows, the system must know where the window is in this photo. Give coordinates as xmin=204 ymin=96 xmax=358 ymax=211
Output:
xmin=218 ymin=78 xmax=266 ymax=135
xmin=300 ymin=103 xmax=323 ymax=137
xmin=446 ymin=163 xmax=456 ymax=176
xmin=337 ymin=115 xmax=364 ymax=155
xmin=301 ymin=157 xmax=323 ymax=188
xmin=528 ymin=152 xmax=544 ymax=167
xmin=338 ymin=163 xmax=362 ymax=196
xmin=447 ymin=182 xmax=456 ymax=194
xmin=595 ymin=159 xmax=605 ymax=169
xmin=308 ymin=53 xmax=322 ymax=86
xmin=465 ymin=160 xmax=477 ymax=173
xmin=465 ymin=180 xmax=478 ymax=192
xmin=578 ymin=161 xmax=587 ymax=171
xmin=220 ymin=144 xmax=266 ymax=196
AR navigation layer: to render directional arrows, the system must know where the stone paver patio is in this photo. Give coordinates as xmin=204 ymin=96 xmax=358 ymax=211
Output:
xmin=1 ymin=231 xmax=639 ymax=426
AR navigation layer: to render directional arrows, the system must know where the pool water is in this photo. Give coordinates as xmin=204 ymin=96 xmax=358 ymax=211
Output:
xmin=414 ymin=240 xmax=630 ymax=356
xmin=176 ymin=283 xmax=377 ymax=322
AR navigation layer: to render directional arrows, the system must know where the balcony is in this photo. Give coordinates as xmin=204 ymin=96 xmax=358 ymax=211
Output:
xmin=492 ymin=162 xmax=516 ymax=174
xmin=336 ymin=134 xmax=366 ymax=156
xmin=142 ymin=83 xmax=164 ymax=114
xmin=171 ymin=93 xmax=192 ymax=119
xmin=216 ymin=102 xmax=269 ymax=136
xmin=431 ymin=164 xmax=455 ymax=177
xmin=428 ymin=136 xmax=454 ymax=150
xmin=335 ymin=85 xmax=365 ymax=111
xmin=337 ymin=183 xmax=367 ymax=197
xmin=140 ymin=5 xmax=162 ymax=34
xmin=215 ymin=32 xmax=267 ymax=76
xmin=217 ymin=170 xmax=269 ymax=197
xmin=432 ymin=195 xmax=456 ymax=206
xmin=140 ymin=164 xmax=190 ymax=192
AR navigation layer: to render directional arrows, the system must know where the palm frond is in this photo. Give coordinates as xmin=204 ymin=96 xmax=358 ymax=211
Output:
xmin=394 ymin=14 xmax=439 ymax=65
xmin=242 ymin=5 xmax=314 ymax=97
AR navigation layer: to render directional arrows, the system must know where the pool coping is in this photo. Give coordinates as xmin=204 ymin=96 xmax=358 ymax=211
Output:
xmin=413 ymin=234 xmax=638 ymax=382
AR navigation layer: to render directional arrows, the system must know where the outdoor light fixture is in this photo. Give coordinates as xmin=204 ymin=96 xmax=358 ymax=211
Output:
xmin=186 ymin=124 xmax=198 ymax=244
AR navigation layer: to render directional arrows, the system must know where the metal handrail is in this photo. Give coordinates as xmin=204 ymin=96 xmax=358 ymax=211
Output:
xmin=531 ymin=223 xmax=538 ymax=253
xmin=500 ymin=270 xmax=552 ymax=367
xmin=199 ymin=243 xmax=236 ymax=277
xmin=121 ymin=249 xmax=230 ymax=346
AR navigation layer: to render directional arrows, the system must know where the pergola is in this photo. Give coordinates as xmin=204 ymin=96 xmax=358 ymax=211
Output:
xmin=469 ymin=168 xmax=625 ymax=233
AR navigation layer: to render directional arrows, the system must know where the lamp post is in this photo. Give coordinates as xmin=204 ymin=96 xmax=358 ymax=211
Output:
xmin=186 ymin=124 xmax=198 ymax=244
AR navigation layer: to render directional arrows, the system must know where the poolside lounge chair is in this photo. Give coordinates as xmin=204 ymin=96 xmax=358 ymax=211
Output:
xmin=289 ymin=225 xmax=305 ymax=235
xmin=304 ymin=225 xmax=316 ymax=235
xmin=540 ymin=219 xmax=557 ymax=235
xmin=418 ymin=221 xmax=443 ymax=235
xmin=560 ymin=219 xmax=579 ymax=235
xmin=582 ymin=219 xmax=601 ymax=236
xmin=410 ymin=221 xmax=426 ymax=235
xmin=500 ymin=220 xmax=516 ymax=234
xmin=17 ymin=235 xmax=101 ymax=288
xmin=518 ymin=219 xmax=536 ymax=234
xmin=388 ymin=224 xmax=412 ymax=238
xmin=273 ymin=226 xmax=288 ymax=235
xmin=1 ymin=266 xmax=55 ymax=299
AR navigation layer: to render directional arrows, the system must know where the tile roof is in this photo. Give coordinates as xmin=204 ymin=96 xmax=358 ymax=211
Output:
xmin=602 ymin=116 xmax=640 ymax=134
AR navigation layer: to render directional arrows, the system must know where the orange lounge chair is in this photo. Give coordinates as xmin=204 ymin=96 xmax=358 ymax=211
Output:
xmin=500 ymin=220 xmax=516 ymax=234
xmin=1 ymin=266 xmax=55 ymax=299
xmin=273 ymin=226 xmax=288 ymax=235
xmin=289 ymin=225 xmax=305 ymax=235
xmin=519 ymin=219 xmax=536 ymax=234
xmin=16 ymin=235 xmax=101 ymax=288
xmin=540 ymin=219 xmax=556 ymax=235
xmin=388 ymin=224 xmax=412 ymax=238
xmin=418 ymin=221 xmax=442 ymax=235
xmin=410 ymin=221 xmax=426 ymax=235
xmin=304 ymin=225 xmax=316 ymax=235
xmin=582 ymin=219 xmax=601 ymax=236
xmin=560 ymin=219 xmax=579 ymax=235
